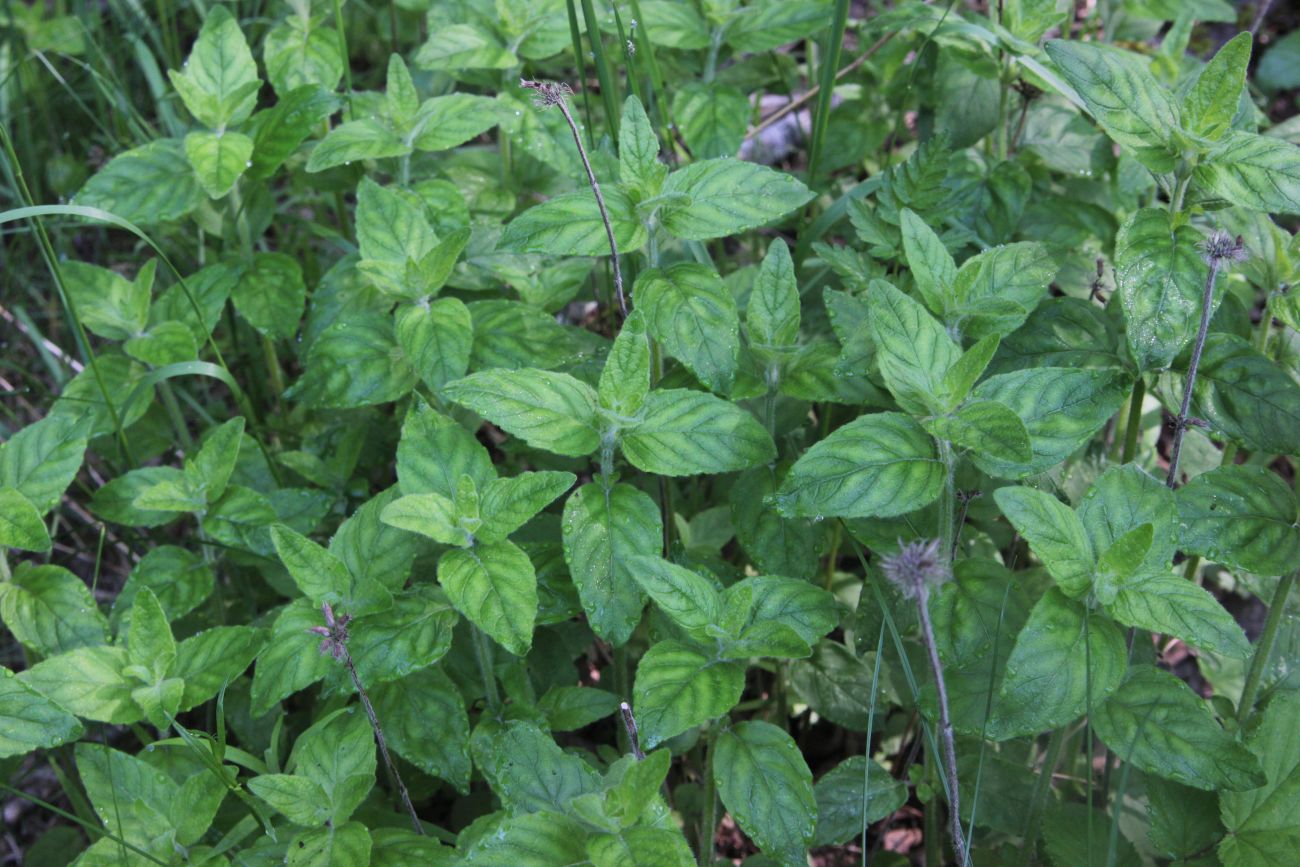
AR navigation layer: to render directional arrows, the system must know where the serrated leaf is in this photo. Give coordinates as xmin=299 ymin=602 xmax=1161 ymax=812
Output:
xmin=714 ymin=721 xmax=817 ymax=866
xmin=61 ymin=259 xmax=151 ymax=341
xmin=632 ymin=640 xmax=744 ymax=747
xmin=271 ymin=524 xmax=391 ymax=615
xmin=460 ymin=812 xmax=588 ymax=866
xmin=183 ymin=131 xmax=252 ymax=198
xmin=1106 ymin=571 xmax=1249 ymax=658
xmin=498 ymin=189 xmax=646 ymax=256
xmin=18 ymin=645 xmax=139 ymax=724
xmin=230 ymin=252 xmax=305 ymax=341
xmin=306 ymin=118 xmax=409 ymax=172
xmin=659 ymin=158 xmax=813 ymax=240
xmin=599 ymin=309 xmax=651 ymax=416
xmin=414 ymin=23 xmax=516 ymax=70
xmin=899 ymin=208 xmax=955 ymax=314
xmin=940 ymin=335 xmax=999 ymax=408
xmin=167 ymin=5 xmax=259 ymax=128
xmin=438 ymin=540 xmax=536 ymax=656
xmin=174 ymin=625 xmax=263 ymax=709
xmin=0 ymin=668 xmax=84 ymax=758
xmin=290 ymin=708 xmax=376 ymax=826
xmin=1219 ymin=692 xmax=1300 ymax=867
xmin=288 ymin=822 xmax=372 ymax=867
xmin=370 ymin=667 xmax=471 ymax=792
xmin=619 ymin=95 xmax=666 ymax=198
xmin=538 ymin=686 xmax=620 ymax=733
xmin=248 ymin=774 xmax=331 ymax=826
xmin=1175 ymin=465 xmax=1300 ymax=576
xmin=0 ymin=564 xmax=107 ymax=655
xmin=396 ymin=403 xmax=494 ymax=499
xmin=1095 ymin=665 xmax=1263 ymax=791
xmin=626 ymin=555 xmax=720 ymax=638
xmin=562 ymin=482 xmax=658 ymax=647
xmin=478 ymin=471 xmax=575 ymax=542
xmin=262 ymin=18 xmax=342 ymax=98
xmin=994 ymin=486 xmax=1094 ymax=598
xmin=812 ymin=756 xmax=907 ymax=846
xmin=1077 ymin=464 xmax=1178 ymax=576
xmin=0 ymin=487 xmax=50 ymax=552
xmin=396 ymin=296 xmax=473 ymax=393
xmin=289 ymin=311 xmax=417 ymax=408
xmin=1184 ymin=32 xmax=1251 ymax=140
xmin=634 ymin=264 xmax=739 ymax=393
xmin=249 ymin=599 xmax=333 ymax=715
xmin=1195 ymin=132 xmax=1300 ymax=215
xmin=748 ymin=238 xmax=800 ymax=352
xmin=1115 ymin=208 xmax=1209 ymax=372
xmin=992 ymin=588 xmax=1127 ymax=739
xmin=775 ymin=412 xmax=944 ymax=519
xmin=444 ymin=369 xmax=600 ymax=457
xmin=723 ymin=575 xmax=839 ymax=646
xmin=473 ymin=720 xmax=602 ymax=814
xmin=868 ymin=279 xmax=959 ymax=413
xmin=382 ymin=492 xmax=466 ymax=546
xmin=621 ymin=389 xmax=775 ymax=476
xmin=927 ymin=400 xmax=1031 ymax=463
xmin=74 ymin=139 xmax=203 ymax=224
xmin=730 ymin=468 xmax=821 ymax=581
xmin=412 ymin=93 xmax=502 ymax=151
xmin=344 ymin=585 xmax=456 ymax=685
xmin=248 ymin=85 xmax=340 ymax=178
xmin=673 ymin=81 xmax=748 ymax=160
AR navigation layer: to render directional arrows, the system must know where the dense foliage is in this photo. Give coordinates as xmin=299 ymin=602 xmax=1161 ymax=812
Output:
xmin=2 ymin=1 xmax=1299 ymax=865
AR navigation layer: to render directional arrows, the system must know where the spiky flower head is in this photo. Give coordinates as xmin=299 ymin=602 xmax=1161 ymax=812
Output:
xmin=519 ymin=78 xmax=573 ymax=109
xmin=307 ymin=602 xmax=352 ymax=661
xmin=1201 ymin=231 xmax=1247 ymax=267
xmin=880 ymin=538 xmax=949 ymax=599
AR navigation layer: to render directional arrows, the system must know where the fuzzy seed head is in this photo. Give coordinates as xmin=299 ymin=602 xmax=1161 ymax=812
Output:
xmin=880 ymin=538 xmax=949 ymax=599
xmin=519 ymin=78 xmax=573 ymax=109
xmin=1201 ymin=231 xmax=1247 ymax=267
xmin=307 ymin=602 xmax=352 ymax=661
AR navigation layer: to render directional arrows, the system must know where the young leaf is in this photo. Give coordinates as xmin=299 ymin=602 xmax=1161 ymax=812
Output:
xmin=306 ymin=118 xmax=409 ymax=172
xmin=626 ymin=555 xmax=720 ymax=638
xmin=774 ymin=412 xmax=944 ymax=519
xmin=659 ymin=159 xmax=813 ymax=240
xmin=621 ymin=389 xmax=776 ymax=476
xmin=262 ymin=17 xmax=343 ymax=98
xmin=748 ymin=239 xmax=801 ymax=352
xmin=867 ymin=278 xmax=960 ymax=413
xmin=1175 ymin=465 xmax=1300 ymax=576
xmin=713 ymin=721 xmax=817 ymax=865
xmin=395 ymin=296 xmax=474 ymax=392
xmin=384 ymin=54 xmax=419 ymax=127
xmin=167 ymin=5 xmax=260 ymax=129
xmin=632 ymin=641 xmax=745 ymax=747
xmin=562 ymin=482 xmax=658 ymax=647
xmin=899 ymin=208 xmax=955 ymax=315
xmin=599 ymin=309 xmax=651 ymax=416
xmin=0 ymin=668 xmax=84 ymax=758
xmin=926 ymin=400 xmax=1032 ymax=464
xmin=184 ymin=130 xmax=253 ymax=198
xmin=940 ymin=334 xmax=1000 ymax=408
xmin=1115 ymin=208 xmax=1209 ymax=373
xmin=993 ymin=486 xmax=1094 ymax=598
xmin=290 ymin=708 xmax=377 ymax=827
xmin=1077 ymin=464 xmax=1179 ymax=576
xmin=438 ymin=540 xmax=537 ymax=656
xmin=184 ymin=417 xmax=244 ymax=504
xmin=619 ymin=95 xmax=666 ymax=199
xmin=443 ymin=369 xmax=600 ymax=457
xmin=271 ymin=525 xmax=355 ymax=605
xmin=478 ymin=471 xmax=576 ymax=542
xmin=380 ymin=492 xmax=463 ymax=546
xmin=18 ymin=645 xmax=139 ymax=724
xmin=634 ymin=264 xmax=739 ymax=394
xmin=395 ymin=402 xmax=495 ymax=499
xmin=1195 ymin=132 xmax=1300 ymax=215
xmin=1184 ymin=32 xmax=1251 ymax=140
xmin=125 ymin=588 xmax=176 ymax=683
xmin=1093 ymin=666 xmax=1264 ymax=791
xmin=1105 ymin=571 xmax=1250 ymax=658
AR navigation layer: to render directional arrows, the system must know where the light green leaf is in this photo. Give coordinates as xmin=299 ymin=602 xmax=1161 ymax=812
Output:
xmin=396 ymin=297 xmax=473 ymax=393
xmin=499 ymin=188 xmax=647 ymax=256
xmin=0 ymin=563 xmax=107 ymax=655
xmin=627 ymin=555 xmax=720 ymax=638
xmin=868 ymin=279 xmax=959 ymax=413
xmin=1175 ymin=465 xmax=1300 ymax=576
xmin=599 ymin=309 xmax=651 ymax=416
xmin=0 ymin=416 xmax=86 ymax=514
xmin=1219 ymin=692 xmax=1300 ymax=867
xmin=262 ymin=17 xmax=343 ymax=98
xmin=812 ymin=756 xmax=907 ymax=846
xmin=673 ymin=82 xmax=748 ymax=160
xmin=443 ymin=369 xmax=600 ymax=457
xmin=460 ymin=812 xmax=588 ymax=866
xmin=632 ymin=640 xmax=744 ymax=747
xmin=412 ymin=94 xmax=502 ymax=152
xmin=74 ymin=139 xmax=203 ymax=224
xmin=538 ymin=686 xmax=620 ymax=733
xmin=344 ymin=585 xmax=456 ymax=685
xmin=714 ymin=720 xmax=817 ymax=866
xmin=183 ymin=131 xmax=252 ymax=198
xmin=1195 ymin=132 xmax=1300 ymax=215
xmin=899 ymin=208 xmax=955 ymax=315
xmin=723 ymin=575 xmax=839 ymax=646
xmin=473 ymin=720 xmax=602 ymax=814
xmin=1044 ymin=39 xmax=1177 ymax=170
xmin=396 ymin=402 xmax=495 ymax=499
xmin=926 ymin=400 xmax=1031 ymax=463
xmin=1184 ymin=32 xmax=1251 ymax=140
xmin=993 ymin=486 xmax=1094 ymax=598
xmin=438 ymin=540 xmax=536 ymax=656
xmin=414 ymin=23 xmax=517 ymax=70
xmin=587 ymin=828 xmax=695 ymax=867
xmin=271 ymin=524 xmax=369 ymax=609
xmin=0 ymin=668 xmax=83 ymax=758
xmin=478 ymin=471 xmax=574 ymax=543
xmin=288 ymin=822 xmax=372 ymax=867
xmin=61 ymin=259 xmax=151 ymax=340
xmin=619 ymin=95 xmax=666 ymax=198
xmin=949 ymin=242 xmax=1057 ymax=338
xmin=249 ymin=599 xmax=333 ymax=715
xmin=562 ymin=482 xmax=658 ymax=647
xmin=381 ymin=492 xmax=462 ymax=546
xmin=288 ymin=311 xmax=417 ymax=408
xmin=330 ymin=487 xmax=423 ymax=593
xmin=230 ymin=252 xmax=306 ymax=340
xmin=356 ymin=178 xmax=437 ymax=269
xmin=184 ymin=416 xmax=243 ymax=504
xmin=621 ymin=389 xmax=775 ymax=476
xmin=290 ymin=707 xmax=376 ymax=826
xmin=18 ymin=645 xmax=139 ymax=724
xmin=1077 ymin=464 xmax=1178 ymax=576
xmin=1095 ymin=665 xmax=1263 ymax=791
xmin=248 ymin=774 xmax=331 ymax=826
xmin=167 ymin=5 xmax=260 ymax=128
xmin=634 ymin=264 xmax=739 ymax=393
xmin=1115 ymin=208 xmax=1209 ymax=372
xmin=248 ymin=85 xmax=340 ymax=178
xmin=774 ymin=412 xmax=944 ymax=519
xmin=659 ymin=158 xmax=813 ymax=240
xmin=468 ymin=299 xmax=579 ymax=371
xmin=174 ymin=625 xmax=264 ymax=709
xmin=992 ymin=588 xmax=1127 ymax=739
xmin=306 ymin=118 xmax=409 ymax=172
xmin=0 ymin=487 xmax=50 ymax=552
xmin=940 ymin=335 xmax=1000 ymax=408
xmin=748 ymin=239 xmax=801 ymax=352
xmin=126 ymin=588 xmax=175 ymax=682
xmin=1106 ymin=571 xmax=1250 ymax=658
xmin=370 ymin=667 xmax=471 ymax=792
xmin=385 ymin=54 xmax=419 ymax=127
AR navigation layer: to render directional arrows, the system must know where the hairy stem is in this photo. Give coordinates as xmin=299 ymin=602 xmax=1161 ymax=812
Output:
xmin=1120 ymin=378 xmax=1145 ymax=464
xmin=1237 ymin=571 xmax=1296 ymax=726
xmin=1166 ymin=258 xmax=1224 ymax=488
xmin=916 ymin=584 xmax=967 ymax=867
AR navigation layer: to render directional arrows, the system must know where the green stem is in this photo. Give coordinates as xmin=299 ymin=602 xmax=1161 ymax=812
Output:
xmin=1237 ymin=572 xmax=1296 ymax=726
xmin=1019 ymin=727 xmax=1066 ymax=867
xmin=938 ymin=440 xmax=957 ymax=564
xmin=699 ymin=726 xmax=719 ymax=866
xmin=333 ymin=0 xmax=353 ymax=119
xmin=1120 ymin=378 xmax=1146 ymax=464
xmin=471 ymin=626 xmax=501 ymax=715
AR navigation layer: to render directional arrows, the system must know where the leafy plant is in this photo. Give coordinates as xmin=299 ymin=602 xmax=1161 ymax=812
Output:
xmin=2 ymin=1 xmax=1299 ymax=865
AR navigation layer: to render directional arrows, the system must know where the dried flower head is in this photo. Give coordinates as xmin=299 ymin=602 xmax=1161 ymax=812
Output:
xmin=307 ymin=602 xmax=352 ymax=661
xmin=519 ymin=78 xmax=573 ymax=109
xmin=1201 ymin=231 xmax=1247 ymax=267
xmin=880 ymin=538 xmax=949 ymax=599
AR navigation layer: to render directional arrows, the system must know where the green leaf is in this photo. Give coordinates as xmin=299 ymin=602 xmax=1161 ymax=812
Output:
xmin=381 ymin=492 xmax=462 ymax=546
xmin=1042 ymin=801 xmax=1142 ymax=867
xmin=899 ymin=208 xmax=955 ymax=315
xmin=1175 ymin=465 xmax=1300 ymax=576
xmin=714 ymin=720 xmax=817 ymax=866
xmin=262 ymin=17 xmax=343 ymax=98
xmin=0 ymin=668 xmax=83 ymax=758
xmin=444 ymin=369 xmax=600 ymax=457
xmin=627 ymin=555 xmax=720 ymax=638
xmin=230 ymin=252 xmax=306 ymax=341
xmin=61 ymin=259 xmax=151 ymax=340
xmin=249 ymin=599 xmax=333 ymax=715
xmin=479 ymin=471 xmax=575 ymax=542
xmin=621 ymin=389 xmax=775 ymax=476
xmin=356 ymin=179 xmax=437 ymax=277
xmin=344 ymin=585 xmax=456 ymax=685
xmin=174 ymin=625 xmax=264 ymax=709
xmin=370 ymin=667 xmax=471 ymax=792
xmin=18 ymin=645 xmax=139 ymax=724
xmin=1147 ymin=778 xmax=1225 ymax=860
xmin=290 ymin=707 xmax=376 ymax=826
xmin=370 ymin=828 xmax=457 ymax=865
xmin=673 ymin=82 xmax=749 ymax=160
xmin=126 ymin=588 xmax=176 ymax=682
xmin=926 ymin=400 xmax=1031 ymax=463
xmin=748 ymin=238 xmax=801 ymax=352
xmin=1195 ymin=132 xmax=1300 ymax=215
xmin=1044 ymin=40 xmax=1177 ymax=171
xmin=0 ymin=563 xmax=107 ymax=655
xmin=473 ymin=720 xmax=602 ymax=814
xmin=1107 ymin=569 xmax=1250 ymax=657
xmin=248 ymin=85 xmax=340 ymax=178
xmin=183 ymin=131 xmax=252 ymax=198
xmin=248 ymin=774 xmax=331 ymax=826
xmin=587 ymin=827 xmax=694 ymax=867
xmin=414 ymin=23 xmax=516 ymax=70
xmin=460 ymin=812 xmax=588 ymax=866
xmin=306 ymin=118 xmax=409 ymax=172
xmin=184 ymin=416 xmax=243 ymax=504
xmin=949 ymin=242 xmax=1057 ymax=338
xmin=994 ymin=486 xmax=1094 ymax=600
xmin=930 ymin=558 xmax=1029 ymax=666
xmin=1094 ymin=665 xmax=1263 ymax=791
xmin=599 ymin=309 xmax=651 ymax=416
xmin=396 ymin=402 xmax=494 ymax=499
xmin=288 ymin=823 xmax=372 ymax=867
xmin=634 ymin=264 xmax=739 ymax=393
xmin=75 ymin=743 xmax=192 ymax=848
xmin=330 ymin=487 xmax=423 ymax=593
xmin=562 ymin=482 xmax=658 ymax=647
xmin=396 ymin=297 xmax=473 ymax=393
xmin=789 ymin=641 xmax=881 ymax=730
xmin=384 ymin=54 xmax=419 ymax=127
xmin=167 ymin=5 xmax=259 ymax=128
xmin=1115 ymin=208 xmax=1209 ymax=372
xmin=272 ymin=524 xmax=391 ymax=615
xmin=970 ymin=367 xmax=1130 ymax=478
xmin=632 ymin=640 xmax=744 ymax=747
xmin=1160 ymin=334 xmax=1300 ymax=455
xmin=774 ymin=412 xmax=944 ymax=519
xmin=1184 ymin=32 xmax=1251 ymax=140
xmin=659 ymin=158 xmax=813 ymax=241
xmin=723 ymin=575 xmax=839 ymax=646
xmin=730 ymin=468 xmax=821 ymax=581
xmin=940 ymin=335 xmax=1000 ymax=409
xmin=812 ymin=756 xmax=907 ymax=846
xmin=498 ymin=188 xmax=647 ymax=256
xmin=1077 ymin=464 xmax=1178 ymax=576
xmin=468 ymin=299 xmax=579 ymax=371
xmin=1219 ymin=692 xmax=1300 ymax=867
xmin=993 ymin=588 xmax=1127 ymax=739
xmin=412 ymin=94 xmax=502 ymax=152
xmin=0 ymin=487 xmax=50 ymax=552
xmin=125 ymin=320 xmax=198 ymax=366
xmin=289 ymin=311 xmax=417 ymax=408
xmin=867 ymin=279 xmax=959 ymax=413
xmin=538 ymin=686 xmax=620 ymax=733
xmin=74 ymin=139 xmax=203 ymax=224
xmin=438 ymin=540 xmax=536 ymax=656
xmin=619 ymin=95 xmax=666 ymax=198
